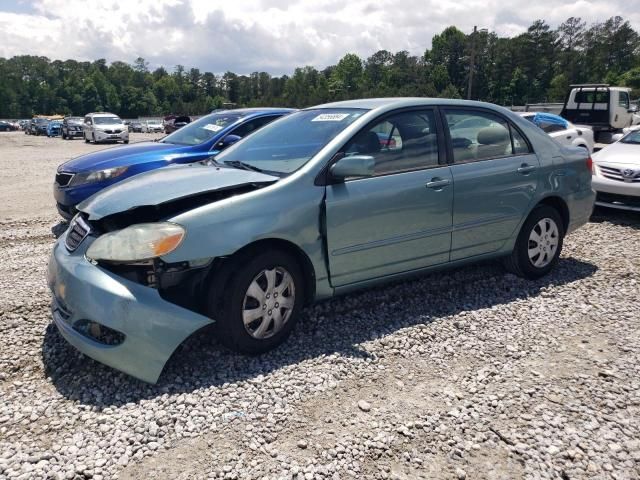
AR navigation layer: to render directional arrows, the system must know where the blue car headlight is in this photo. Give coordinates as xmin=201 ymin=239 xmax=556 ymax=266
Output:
xmin=68 ymin=166 xmax=129 ymax=186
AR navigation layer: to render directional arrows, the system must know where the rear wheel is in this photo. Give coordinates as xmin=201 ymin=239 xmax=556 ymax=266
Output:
xmin=504 ymin=205 xmax=564 ymax=279
xmin=207 ymin=250 xmax=304 ymax=354
xmin=92 ymin=133 xmax=96 ymax=144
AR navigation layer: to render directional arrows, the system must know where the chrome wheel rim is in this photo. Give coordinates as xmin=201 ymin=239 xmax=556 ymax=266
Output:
xmin=242 ymin=267 xmax=295 ymax=339
xmin=528 ymin=218 xmax=559 ymax=268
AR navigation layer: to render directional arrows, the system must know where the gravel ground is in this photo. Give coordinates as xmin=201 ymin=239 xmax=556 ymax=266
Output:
xmin=0 ymin=131 xmax=639 ymax=479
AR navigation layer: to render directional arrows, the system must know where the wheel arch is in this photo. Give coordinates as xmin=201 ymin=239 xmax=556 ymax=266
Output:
xmin=211 ymin=238 xmax=317 ymax=306
xmin=534 ymin=195 xmax=570 ymax=233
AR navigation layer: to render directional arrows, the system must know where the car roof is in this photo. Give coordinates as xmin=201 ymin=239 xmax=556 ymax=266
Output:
xmin=307 ymin=97 xmax=511 ymax=112
xmin=215 ymin=107 xmax=295 ymax=116
xmin=87 ymin=112 xmax=120 ymax=117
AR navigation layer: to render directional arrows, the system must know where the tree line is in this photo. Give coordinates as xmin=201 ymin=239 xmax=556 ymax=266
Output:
xmin=0 ymin=16 xmax=639 ymax=119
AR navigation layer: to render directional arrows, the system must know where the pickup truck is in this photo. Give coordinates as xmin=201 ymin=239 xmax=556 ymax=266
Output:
xmin=560 ymin=84 xmax=640 ymax=142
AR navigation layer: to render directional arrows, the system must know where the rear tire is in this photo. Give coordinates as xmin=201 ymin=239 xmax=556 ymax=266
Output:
xmin=504 ymin=205 xmax=564 ymax=279
xmin=207 ymin=250 xmax=304 ymax=354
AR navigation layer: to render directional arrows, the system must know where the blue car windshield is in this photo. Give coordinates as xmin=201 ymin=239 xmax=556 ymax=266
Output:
xmin=216 ymin=108 xmax=367 ymax=174
xmin=161 ymin=112 xmax=247 ymax=146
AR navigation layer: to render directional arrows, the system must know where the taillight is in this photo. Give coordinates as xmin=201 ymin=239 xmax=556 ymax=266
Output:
xmin=586 ymin=156 xmax=594 ymax=174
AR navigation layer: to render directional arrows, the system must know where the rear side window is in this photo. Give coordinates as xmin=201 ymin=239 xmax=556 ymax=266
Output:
xmin=232 ymin=115 xmax=280 ymax=138
xmin=444 ymin=109 xmax=531 ymax=162
xmin=575 ymin=91 xmax=609 ymax=104
xmin=344 ymin=109 xmax=439 ymax=175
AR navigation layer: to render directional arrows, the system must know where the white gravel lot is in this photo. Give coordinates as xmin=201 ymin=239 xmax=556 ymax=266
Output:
xmin=0 ymin=131 xmax=639 ymax=480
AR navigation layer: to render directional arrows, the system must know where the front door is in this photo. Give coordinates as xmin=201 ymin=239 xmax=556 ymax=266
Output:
xmin=325 ymin=109 xmax=453 ymax=287
xmin=442 ymin=108 xmax=539 ymax=260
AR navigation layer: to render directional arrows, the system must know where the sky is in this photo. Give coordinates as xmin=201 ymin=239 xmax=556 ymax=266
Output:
xmin=0 ymin=0 xmax=639 ymax=75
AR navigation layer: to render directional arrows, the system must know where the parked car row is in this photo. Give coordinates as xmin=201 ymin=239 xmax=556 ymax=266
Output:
xmin=48 ymin=98 xmax=603 ymax=384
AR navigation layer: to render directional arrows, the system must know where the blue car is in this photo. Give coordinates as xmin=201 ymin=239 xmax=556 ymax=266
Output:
xmin=47 ymin=120 xmax=62 ymax=137
xmin=53 ymin=108 xmax=293 ymax=219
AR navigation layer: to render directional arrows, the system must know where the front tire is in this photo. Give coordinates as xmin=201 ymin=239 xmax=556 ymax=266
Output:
xmin=208 ymin=250 xmax=304 ymax=354
xmin=504 ymin=205 xmax=564 ymax=279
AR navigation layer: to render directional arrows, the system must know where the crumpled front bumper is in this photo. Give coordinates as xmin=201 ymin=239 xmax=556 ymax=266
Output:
xmin=47 ymin=232 xmax=214 ymax=383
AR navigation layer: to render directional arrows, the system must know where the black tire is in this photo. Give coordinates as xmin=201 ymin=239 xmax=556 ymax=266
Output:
xmin=123 ymin=140 xmax=129 ymax=144
xmin=504 ymin=205 xmax=564 ymax=279
xmin=92 ymin=133 xmax=96 ymax=144
xmin=207 ymin=250 xmax=305 ymax=354
xmin=84 ymin=133 xmax=89 ymax=143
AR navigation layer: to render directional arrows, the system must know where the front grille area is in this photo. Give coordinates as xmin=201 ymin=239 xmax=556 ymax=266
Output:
xmin=65 ymin=215 xmax=91 ymax=251
xmin=599 ymin=165 xmax=640 ymax=183
xmin=596 ymin=192 xmax=640 ymax=209
xmin=55 ymin=172 xmax=74 ymax=187
xmin=103 ymin=129 xmax=122 ymax=134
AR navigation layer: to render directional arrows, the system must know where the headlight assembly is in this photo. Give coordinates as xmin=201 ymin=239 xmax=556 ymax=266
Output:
xmin=86 ymin=223 xmax=185 ymax=262
xmin=69 ymin=166 xmax=129 ymax=186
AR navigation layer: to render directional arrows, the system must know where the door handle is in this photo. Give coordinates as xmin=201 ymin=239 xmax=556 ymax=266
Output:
xmin=517 ymin=164 xmax=536 ymax=175
xmin=426 ymin=178 xmax=451 ymax=189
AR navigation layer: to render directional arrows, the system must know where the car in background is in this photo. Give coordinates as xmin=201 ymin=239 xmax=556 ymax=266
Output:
xmin=47 ymin=98 xmax=594 ymax=383
xmin=47 ymin=120 xmax=62 ymax=137
xmin=128 ymin=121 xmax=143 ymax=133
xmin=53 ymin=108 xmax=293 ymax=219
xmin=141 ymin=119 xmax=164 ymax=133
xmin=519 ymin=112 xmax=594 ymax=153
xmin=592 ymin=129 xmax=640 ymax=212
xmin=164 ymin=115 xmax=191 ymax=134
xmin=62 ymin=117 xmax=84 ymax=140
xmin=27 ymin=118 xmax=49 ymax=136
xmin=18 ymin=120 xmax=30 ymax=130
xmin=0 ymin=120 xmax=18 ymax=132
xmin=83 ymin=113 xmax=129 ymax=144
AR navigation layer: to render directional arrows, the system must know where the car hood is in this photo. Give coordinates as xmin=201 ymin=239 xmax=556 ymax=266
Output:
xmin=78 ymin=163 xmax=279 ymax=220
xmin=61 ymin=142 xmax=197 ymax=172
xmin=593 ymin=142 xmax=640 ymax=166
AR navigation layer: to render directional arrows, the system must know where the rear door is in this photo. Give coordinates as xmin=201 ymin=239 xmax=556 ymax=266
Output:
xmin=325 ymin=108 xmax=453 ymax=287
xmin=442 ymin=108 xmax=539 ymax=261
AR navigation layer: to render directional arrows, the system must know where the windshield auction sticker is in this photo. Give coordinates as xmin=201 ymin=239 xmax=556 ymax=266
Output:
xmin=203 ymin=124 xmax=224 ymax=132
xmin=311 ymin=113 xmax=350 ymax=122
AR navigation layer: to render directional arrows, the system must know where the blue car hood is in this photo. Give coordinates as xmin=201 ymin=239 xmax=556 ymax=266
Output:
xmin=79 ymin=163 xmax=279 ymax=220
xmin=61 ymin=142 xmax=196 ymax=172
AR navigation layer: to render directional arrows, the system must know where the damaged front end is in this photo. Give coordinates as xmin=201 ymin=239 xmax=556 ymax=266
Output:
xmin=48 ymin=164 xmax=280 ymax=382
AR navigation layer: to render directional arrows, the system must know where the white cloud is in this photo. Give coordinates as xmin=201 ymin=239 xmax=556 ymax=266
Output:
xmin=1 ymin=0 xmax=639 ymax=75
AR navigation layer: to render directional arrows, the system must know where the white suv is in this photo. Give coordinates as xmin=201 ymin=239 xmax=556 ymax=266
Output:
xmin=84 ymin=113 xmax=129 ymax=144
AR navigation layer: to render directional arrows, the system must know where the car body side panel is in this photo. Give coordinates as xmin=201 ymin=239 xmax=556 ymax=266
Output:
xmin=164 ymin=178 xmax=333 ymax=300
xmin=325 ymin=167 xmax=453 ymax=286
xmin=449 ymin=153 xmax=540 ymax=260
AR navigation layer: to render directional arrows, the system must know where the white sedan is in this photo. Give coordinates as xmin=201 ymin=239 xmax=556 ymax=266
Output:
xmin=592 ymin=129 xmax=640 ymax=212
xmin=519 ymin=112 xmax=594 ymax=153
xmin=141 ymin=119 xmax=164 ymax=133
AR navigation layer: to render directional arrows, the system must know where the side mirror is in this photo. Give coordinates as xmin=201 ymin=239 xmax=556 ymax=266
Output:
xmin=217 ymin=134 xmax=242 ymax=149
xmin=628 ymin=105 xmax=638 ymax=113
xmin=612 ymin=133 xmax=624 ymax=142
xmin=330 ymin=155 xmax=375 ymax=180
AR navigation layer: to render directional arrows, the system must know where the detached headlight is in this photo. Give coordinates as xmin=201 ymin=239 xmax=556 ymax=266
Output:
xmin=69 ymin=166 xmax=129 ymax=186
xmin=86 ymin=223 xmax=185 ymax=262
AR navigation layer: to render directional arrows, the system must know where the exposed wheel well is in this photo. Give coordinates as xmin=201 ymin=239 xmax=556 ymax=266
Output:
xmin=214 ymin=239 xmax=317 ymax=305
xmin=536 ymin=196 xmax=569 ymax=233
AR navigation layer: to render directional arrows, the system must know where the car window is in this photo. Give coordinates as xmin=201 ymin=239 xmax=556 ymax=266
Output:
xmin=618 ymin=92 xmax=630 ymax=109
xmin=510 ymin=126 xmax=531 ymax=155
xmin=444 ymin=109 xmax=530 ymax=162
xmin=161 ymin=112 xmax=247 ymax=146
xmin=343 ymin=110 xmax=439 ymax=175
xmin=231 ymin=115 xmax=280 ymax=139
xmin=575 ymin=91 xmax=609 ymax=104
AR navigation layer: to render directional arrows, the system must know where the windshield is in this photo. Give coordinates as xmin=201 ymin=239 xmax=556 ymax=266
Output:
xmin=621 ymin=131 xmax=640 ymax=144
xmin=35 ymin=119 xmax=48 ymax=124
xmin=148 ymin=120 xmax=162 ymax=125
xmin=161 ymin=112 xmax=246 ymax=146
xmin=67 ymin=117 xmax=83 ymax=123
xmin=94 ymin=116 xmax=121 ymax=125
xmin=215 ymin=109 xmax=367 ymax=174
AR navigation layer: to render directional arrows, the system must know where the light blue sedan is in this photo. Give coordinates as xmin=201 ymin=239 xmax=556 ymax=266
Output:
xmin=47 ymin=98 xmax=595 ymax=383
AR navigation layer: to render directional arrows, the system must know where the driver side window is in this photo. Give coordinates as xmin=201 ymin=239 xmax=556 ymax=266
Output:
xmin=343 ymin=110 xmax=439 ymax=175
